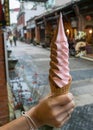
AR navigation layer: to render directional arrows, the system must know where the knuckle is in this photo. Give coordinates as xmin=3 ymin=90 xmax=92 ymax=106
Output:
xmin=67 ymin=96 xmax=72 ymax=102
xmin=50 ymin=111 xmax=56 ymax=119
xmin=71 ymin=101 xmax=75 ymax=108
xmin=70 ymin=108 xmax=74 ymax=114
xmin=67 ymin=93 xmax=73 ymax=101
xmin=47 ymin=100 xmax=52 ymax=110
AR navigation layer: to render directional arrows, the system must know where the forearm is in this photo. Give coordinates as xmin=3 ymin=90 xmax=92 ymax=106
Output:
xmin=0 ymin=107 xmax=40 ymax=130
xmin=0 ymin=116 xmax=29 ymax=130
xmin=0 ymin=93 xmax=75 ymax=130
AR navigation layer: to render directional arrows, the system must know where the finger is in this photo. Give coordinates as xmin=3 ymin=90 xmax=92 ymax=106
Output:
xmin=56 ymin=108 xmax=73 ymax=128
xmin=53 ymin=111 xmax=71 ymax=128
xmin=52 ymin=93 xmax=74 ymax=106
xmin=66 ymin=108 xmax=74 ymax=118
xmin=54 ymin=100 xmax=75 ymax=117
xmin=60 ymin=108 xmax=74 ymax=126
xmin=57 ymin=108 xmax=73 ymax=122
xmin=59 ymin=114 xmax=71 ymax=127
xmin=51 ymin=108 xmax=73 ymax=128
xmin=63 ymin=100 xmax=75 ymax=112
xmin=51 ymin=99 xmax=74 ymax=117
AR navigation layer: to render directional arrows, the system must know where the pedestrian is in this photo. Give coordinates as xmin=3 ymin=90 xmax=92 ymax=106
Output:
xmin=8 ymin=33 xmax=13 ymax=46
xmin=0 ymin=93 xmax=75 ymax=130
xmin=13 ymin=34 xmax=17 ymax=46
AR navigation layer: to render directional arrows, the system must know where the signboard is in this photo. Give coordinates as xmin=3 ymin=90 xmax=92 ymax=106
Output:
xmin=4 ymin=0 xmax=10 ymax=26
xmin=0 ymin=0 xmax=10 ymax=27
xmin=0 ymin=0 xmax=5 ymax=26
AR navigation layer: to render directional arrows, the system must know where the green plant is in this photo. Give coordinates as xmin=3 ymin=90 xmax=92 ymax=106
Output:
xmin=75 ymin=31 xmax=86 ymax=41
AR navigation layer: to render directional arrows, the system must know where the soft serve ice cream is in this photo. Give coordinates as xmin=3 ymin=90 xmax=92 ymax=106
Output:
xmin=49 ymin=13 xmax=72 ymax=95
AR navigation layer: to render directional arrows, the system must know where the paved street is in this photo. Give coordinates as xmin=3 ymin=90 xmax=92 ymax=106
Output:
xmin=9 ymin=41 xmax=93 ymax=105
xmin=7 ymin=41 xmax=93 ymax=130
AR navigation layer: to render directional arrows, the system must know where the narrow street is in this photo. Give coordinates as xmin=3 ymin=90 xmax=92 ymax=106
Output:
xmin=1 ymin=0 xmax=93 ymax=129
xmin=10 ymin=41 xmax=93 ymax=105
xmin=7 ymin=41 xmax=93 ymax=130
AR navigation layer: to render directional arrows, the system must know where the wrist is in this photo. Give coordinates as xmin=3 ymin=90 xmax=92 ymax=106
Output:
xmin=27 ymin=106 xmax=43 ymax=128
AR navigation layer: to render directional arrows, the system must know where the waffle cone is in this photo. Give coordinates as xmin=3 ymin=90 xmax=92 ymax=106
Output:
xmin=49 ymin=77 xmax=72 ymax=96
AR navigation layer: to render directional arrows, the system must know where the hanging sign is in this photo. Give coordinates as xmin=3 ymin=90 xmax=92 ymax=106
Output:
xmin=0 ymin=0 xmax=10 ymax=27
xmin=4 ymin=0 xmax=10 ymax=26
xmin=0 ymin=0 xmax=4 ymax=26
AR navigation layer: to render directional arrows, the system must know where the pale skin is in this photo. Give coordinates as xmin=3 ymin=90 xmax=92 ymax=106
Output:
xmin=0 ymin=93 xmax=75 ymax=130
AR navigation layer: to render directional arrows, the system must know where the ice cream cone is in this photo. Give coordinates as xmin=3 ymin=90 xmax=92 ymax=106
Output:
xmin=49 ymin=13 xmax=72 ymax=96
xmin=49 ymin=76 xmax=72 ymax=96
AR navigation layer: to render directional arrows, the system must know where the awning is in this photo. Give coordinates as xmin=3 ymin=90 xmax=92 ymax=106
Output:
xmin=27 ymin=24 xmax=36 ymax=29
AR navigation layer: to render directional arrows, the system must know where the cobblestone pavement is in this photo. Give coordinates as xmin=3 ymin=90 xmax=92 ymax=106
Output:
xmin=61 ymin=104 xmax=93 ymax=130
xmin=7 ymin=41 xmax=93 ymax=130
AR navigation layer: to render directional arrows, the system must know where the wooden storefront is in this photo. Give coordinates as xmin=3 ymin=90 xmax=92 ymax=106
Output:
xmin=31 ymin=0 xmax=93 ymax=53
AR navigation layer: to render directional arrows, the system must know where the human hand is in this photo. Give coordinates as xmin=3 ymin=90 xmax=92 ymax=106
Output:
xmin=27 ymin=93 xmax=75 ymax=128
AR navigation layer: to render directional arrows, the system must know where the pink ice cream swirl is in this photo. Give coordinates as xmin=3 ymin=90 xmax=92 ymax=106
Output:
xmin=49 ymin=13 xmax=71 ymax=88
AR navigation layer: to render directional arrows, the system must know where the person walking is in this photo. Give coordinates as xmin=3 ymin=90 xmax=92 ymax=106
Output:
xmin=8 ymin=33 xmax=13 ymax=46
xmin=13 ymin=34 xmax=17 ymax=46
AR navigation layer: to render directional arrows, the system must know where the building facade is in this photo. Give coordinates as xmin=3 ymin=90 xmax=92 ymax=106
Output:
xmin=17 ymin=2 xmax=46 ymax=41
xmin=26 ymin=0 xmax=93 ymax=54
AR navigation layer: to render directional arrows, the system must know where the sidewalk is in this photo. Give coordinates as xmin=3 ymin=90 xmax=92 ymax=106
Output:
xmin=7 ymin=41 xmax=49 ymax=117
xmin=81 ymin=54 xmax=93 ymax=61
